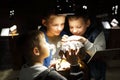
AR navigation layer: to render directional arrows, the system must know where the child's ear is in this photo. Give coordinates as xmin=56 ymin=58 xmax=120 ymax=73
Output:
xmin=33 ymin=47 xmax=40 ymax=56
xmin=42 ymin=19 xmax=47 ymax=26
xmin=86 ymin=19 xmax=90 ymax=27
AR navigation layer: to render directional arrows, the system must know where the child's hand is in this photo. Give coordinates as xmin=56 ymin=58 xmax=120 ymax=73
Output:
xmin=61 ymin=35 xmax=69 ymax=41
xmin=65 ymin=50 xmax=79 ymax=65
xmin=67 ymin=35 xmax=87 ymax=44
xmin=61 ymin=35 xmax=87 ymax=44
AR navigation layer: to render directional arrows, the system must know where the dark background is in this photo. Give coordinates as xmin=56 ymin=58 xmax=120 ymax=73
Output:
xmin=0 ymin=0 xmax=120 ymax=34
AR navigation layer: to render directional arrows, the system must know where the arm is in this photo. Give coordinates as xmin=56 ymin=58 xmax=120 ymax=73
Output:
xmin=61 ymin=32 xmax=106 ymax=57
xmin=64 ymin=50 xmax=86 ymax=80
xmin=34 ymin=69 xmax=67 ymax=80
xmin=84 ymin=31 xmax=106 ymax=59
xmin=61 ymin=31 xmax=106 ymax=62
xmin=69 ymin=64 xmax=84 ymax=80
xmin=47 ymin=70 xmax=67 ymax=80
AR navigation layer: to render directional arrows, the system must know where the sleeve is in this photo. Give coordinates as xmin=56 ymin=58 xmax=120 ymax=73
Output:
xmin=34 ymin=69 xmax=67 ymax=80
xmin=47 ymin=69 xmax=67 ymax=80
xmin=69 ymin=64 xmax=84 ymax=80
xmin=84 ymin=31 xmax=106 ymax=62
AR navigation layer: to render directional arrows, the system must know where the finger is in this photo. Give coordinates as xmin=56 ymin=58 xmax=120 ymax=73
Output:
xmin=70 ymin=49 xmax=75 ymax=55
xmin=66 ymin=50 xmax=71 ymax=56
xmin=62 ymin=35 xmax=69 ymax=41
xmin=66 ymin=49 xmax=71 ymax=55
xmin=61 ymin=38 xmax=67 ymax=42
xmin=75 ymin=48 xmax=79 ymax=55
xmin=62 ymin=35 xmax=69 ymax=38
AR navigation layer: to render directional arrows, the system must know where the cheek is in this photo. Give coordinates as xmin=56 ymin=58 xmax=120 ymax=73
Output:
xmin=48 ymin=27 xmax=55 ymax=32
xmin=70 ymin=29 xmax=73 ymax=33
xmin=70 ymin=28 xmax=81 ymax=33
xmin=78 ymin=29 xmax=85 ymax=35
xmin=41 ymin=46 xmax=50 ymax=58
xmin=60 ymin=26 xmax=64 ymax=31
xmin=44 ymin=46 xmax=50 ymax=56
xmin=70 ymin=28 xmax=84 ymax=35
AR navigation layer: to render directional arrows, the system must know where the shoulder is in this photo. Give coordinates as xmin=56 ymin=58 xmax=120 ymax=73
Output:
xmin=47 ymin=69 xmax=67 ymax=80
xmin=34 ymin=68 xmax=67 ymax=80
xmin=85 ymin=23 xmax=104 ymax=43
xmin=19 ymin=64 xmax=48 ymax=80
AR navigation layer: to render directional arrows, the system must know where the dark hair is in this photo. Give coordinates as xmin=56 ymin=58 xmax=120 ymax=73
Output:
xmin=41 ymin=7 xmax=58 ymax=20
xmin=17 ymin=30 xmax=45 ymax=62
xmin=67 ymin=8 xmax=90 ymax=22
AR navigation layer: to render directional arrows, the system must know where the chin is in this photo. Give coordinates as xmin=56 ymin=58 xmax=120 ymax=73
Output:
xmin=55 ymin=33 xmax=60 ymax=36
xmin=45 ymin=53 xmax=50 ymax=58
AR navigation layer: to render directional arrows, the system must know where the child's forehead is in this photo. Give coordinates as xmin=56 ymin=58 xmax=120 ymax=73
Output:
xmin=69 ymin=16 xmax=84 ymax=20
xmin=47 ymin=15 xmax=65 ymax=23
xmin=49 ymin=15 xmax=65 ymax=19
xmin=69 ymin=17 xmax=84 ymax=22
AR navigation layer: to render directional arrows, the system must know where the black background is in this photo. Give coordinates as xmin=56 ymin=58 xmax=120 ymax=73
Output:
xmin=0 ymin=0 xmax=119 ymax=33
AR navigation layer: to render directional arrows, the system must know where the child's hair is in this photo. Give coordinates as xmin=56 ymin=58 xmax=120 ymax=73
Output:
xmin=67 ymin=8 xmax=90 ymax=23
xmin=41 ymin=7 xmax=57 ymax=20
xmin=40 ymin=7 xmax=66 ymax=32
xmin=41 ymin=7 xmax=67 ymax=21
xmin=17 ymin=30 xmax=45 ymax=62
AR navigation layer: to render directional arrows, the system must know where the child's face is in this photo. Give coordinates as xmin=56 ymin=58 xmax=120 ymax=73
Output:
xmin=45 ymin=15 xmax=65 ymax=36
xmin=39 ymin=36 xmax=50 ymax=58
xmin=68 ymin=18 xmax=89 ymax=36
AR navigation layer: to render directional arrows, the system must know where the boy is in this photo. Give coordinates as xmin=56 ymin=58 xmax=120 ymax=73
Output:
xmin=18 ymin=30 xmax=67 ymax=80
xmin=40 ymin=8 xmax=67 ymax=67
xmin=62 ymin=8 xmax=106 ymax=80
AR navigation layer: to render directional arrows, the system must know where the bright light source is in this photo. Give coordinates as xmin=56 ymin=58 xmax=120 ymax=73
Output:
xmin=83 ymin=5 xmax=87 ymax=9
xmin=10 ymin=25 xmax=17 ymax=32
xmin=10 ymin=10 xmax=14 ymax=16
xmin=102 ymin=21 xmax=111 ymax=29
xmin=60 ymin=35 xmax=84 ymax=53
xmin=111 ymin=18 xmax=119 ymax=27
xmin=112 ymin=5 xmax=118 ymax=15
xmin=0 ymin=28 xmax=10 ymax=36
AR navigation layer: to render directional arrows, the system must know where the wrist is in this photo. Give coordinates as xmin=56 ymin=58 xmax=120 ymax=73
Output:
xmin=82 ymin=37 xmax=87 ymax=44
xmin=70 ymin=62 xmax=78 ymax=65
xmin=71 ymin=64 xmax=79 ymax=66
xmin=70 ymin=64 xmax=81 ymax=72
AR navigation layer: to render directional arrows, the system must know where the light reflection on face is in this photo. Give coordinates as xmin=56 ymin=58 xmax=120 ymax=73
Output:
xmin=39 ymin=35 xmax=50 ymax=58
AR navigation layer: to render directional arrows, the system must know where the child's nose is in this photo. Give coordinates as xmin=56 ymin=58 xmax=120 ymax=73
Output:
xmin=72 ymin=28 xmax=77 ymax=33
xmin=57 ymin=26 xmax=63 ymax=31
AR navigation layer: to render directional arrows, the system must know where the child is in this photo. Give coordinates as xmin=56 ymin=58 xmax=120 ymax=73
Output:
xmin=40 ymin=8 xmax=67 ymax=67
xmin=18 ymin=30 xmax=67 ymax=80
xmin=62 ymin=8 xmax=106 ymax=80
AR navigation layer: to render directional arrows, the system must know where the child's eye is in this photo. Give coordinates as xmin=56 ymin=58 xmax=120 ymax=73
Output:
xmin=61 ymin=23 xmax=64 ymax=26
xmin=70 ymin=27 xmax=73 ymax=29
xmin=52 ymin=24 xmax=58 ymax=27
xmin=77 ymin=26 xmax=81 ymax=28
